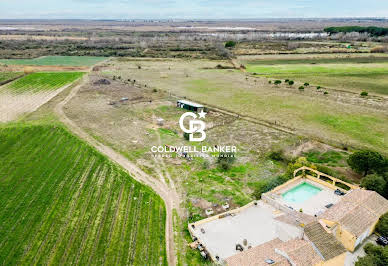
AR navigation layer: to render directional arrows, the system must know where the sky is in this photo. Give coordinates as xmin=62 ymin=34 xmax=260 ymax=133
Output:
xmin=1 ymin=0 xmax=388 ymax=19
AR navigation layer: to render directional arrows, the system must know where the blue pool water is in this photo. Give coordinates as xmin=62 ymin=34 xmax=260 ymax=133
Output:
xmin=282 ymin=182 xmax=322 ymax=204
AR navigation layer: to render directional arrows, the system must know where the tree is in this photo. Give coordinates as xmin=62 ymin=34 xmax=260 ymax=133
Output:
xmin=304 ymin=82 xmax=310 ymax=86
xmin=355 ymin=243 xmax=388 ymax=266
xmin=288 ymin=80 xmax=294 ymax=86
xmin=274 ymin=80 xmax=282 ymax=85
xmin=225 ymin=41 xmax=237 ymax=48
xmin=217 ymin=152 xmax=236 ymax=170
xmin=348 ymin=150 xmax=387 ymax=176
xmin=361 ymin=91 xmax=368 ymax=97
xmin=361 ymin=174 xmax=386 ymax=195
xmin=298 ymin=86 xmax=304 ymax=90
xmin=376 ymin=212 xmax=388 ymax=236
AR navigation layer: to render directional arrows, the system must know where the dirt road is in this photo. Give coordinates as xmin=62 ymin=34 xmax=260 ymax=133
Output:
xmin=54 ymin=76 xmax=181 ymax=266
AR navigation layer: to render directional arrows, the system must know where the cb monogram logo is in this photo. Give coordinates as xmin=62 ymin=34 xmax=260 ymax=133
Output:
xmin=179 ymin=111 xmax=207 ymax=142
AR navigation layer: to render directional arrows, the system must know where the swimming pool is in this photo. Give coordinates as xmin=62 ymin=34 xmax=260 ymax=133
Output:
xmin=282 ymin=182 xmax=322 ymax=204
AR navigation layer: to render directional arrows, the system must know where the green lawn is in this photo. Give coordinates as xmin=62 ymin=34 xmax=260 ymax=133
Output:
xmin=0 ymin=124 xmax=167 ymax=265
xmin=0 ymin=56 xmax=107 ymax=67
xmin=5 ymin=72 xmax=84 ymax=93
xmin=0 ymin=72 xmax=23 ymax=83
xmin=246 ymin=62 xmax=388 ymax=95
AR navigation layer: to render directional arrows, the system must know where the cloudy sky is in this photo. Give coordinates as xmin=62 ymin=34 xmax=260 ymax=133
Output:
xmin=1 ymin=0 xmax=388 ymax=19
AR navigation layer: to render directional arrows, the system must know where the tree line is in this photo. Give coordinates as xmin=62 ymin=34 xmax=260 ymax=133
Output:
xmin=324 ymin=26 xmax=388 ymax=37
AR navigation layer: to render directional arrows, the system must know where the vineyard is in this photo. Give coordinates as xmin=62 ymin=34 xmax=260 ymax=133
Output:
xmin=5 ymin=72 xmax=85 ymax=93
xmin=0 ymin=56 xmax=107 ymax=67
xmin=0 ymin=72 xmax=85 ymax=122
xmin=0 ymin=124 xmax=167 ymax=265
xmin=0 ymin=72 xmax=23 ymax=84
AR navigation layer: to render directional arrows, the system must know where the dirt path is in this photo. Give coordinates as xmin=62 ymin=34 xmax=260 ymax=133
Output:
xmin=54 ymin=75 xmax=181 ymax=266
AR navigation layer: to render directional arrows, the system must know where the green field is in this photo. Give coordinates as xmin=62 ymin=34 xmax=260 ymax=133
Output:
xmin=0 ymin=124 xmax=167 ymax=265
xmin=0 ymin=72 xmax=23 ymax=84
xmin=0 ymin=56 xmax=107 ymax=67
xmin=246 ymin=62 xmax=388 ymax=95
xmin=5 ymin=72 xmax=84 ymax=93
xmin=244 ymin=56 xmax=388 ymax=65
xmin=111 ymin=59 xmax=388 ymax=153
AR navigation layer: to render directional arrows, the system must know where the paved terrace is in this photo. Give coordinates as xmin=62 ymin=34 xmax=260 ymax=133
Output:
xmin=190 ymin=201 xmax=302 ymax=261
xmin=268 ymin=179 xmax=342 ymax=216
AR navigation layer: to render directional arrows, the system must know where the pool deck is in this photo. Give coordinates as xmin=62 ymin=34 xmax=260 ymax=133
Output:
xmin=271 ymin=179 xmax=342 ymax=216
xmin=190 ymin=201 xmax=303 ymax=261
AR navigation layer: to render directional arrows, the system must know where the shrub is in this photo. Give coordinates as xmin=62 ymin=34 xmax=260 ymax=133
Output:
xmin=288 ymin=80 xmax=294 ymax=85
xmin=202 ymin=160 xmax=210 ymax=169
xmin=355 ymin=243 xmax=388 ymax=266
xmin=286 ymin=157 xmax=316 ymax=178
xmin=152 ymin=88 xmax=158 ymax=93
xmin=285 ymin=79 xmax=289 ymax=82
xmin=324 ymin=91 xmax=329 ymax=95
xmin=376 ymin=212 xmax=388 ymax=236
xmin=217 ymin=152 xmax=236 ymax=170
xmin=252 ymin=175 xmax=289 ymax=199
xmin=348 ymin=150 xmax=387 ymax=176
xmin=361 ymin=174 xmax=386 ymax=195
xmin=274 ymin=80 xmax=282 ymax=85
xmin=268 ymin=150 xmax=285 ymax=162
xmin=268 ymin=80 xmax=272 ymax=84
xmin=360 ymin=91 xmax=368 ymax=97
xmin=225 ymin=41 xmax=237 ymax=48
xmin=317 ymin=86 xmax=321 ymax=90
xmin=371 ymin=46 xmax=388 ymax=53
xmin=183 ymin=132 xmax=190 ymax=141
xmin=304 ymin=83 xmax=310 ymax=86
xmin=298 ymin=86 xmax=304 ymax=90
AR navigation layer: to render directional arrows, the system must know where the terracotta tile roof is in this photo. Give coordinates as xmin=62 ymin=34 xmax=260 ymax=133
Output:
xmin=277 ymin=239 xmax=322 ymax=266
xmin=320 ymin=189 xmax=388 ymax=237
xmin=363 ymin=192 xmax=388 ymax=217
xmin=225 ymin=238 xmax=289 ymax=266
xmin=339 ymin=205 xmax=377 ymax=236
xmin=304 ymin=222 xmax=347 ymax=260
xmin=226 ymin=238 xmax=324 ymax=266
xmin=320 ymin=201 xmax=356 ymax=222
xmin=275 ymin=212 xmax=317 ymax=228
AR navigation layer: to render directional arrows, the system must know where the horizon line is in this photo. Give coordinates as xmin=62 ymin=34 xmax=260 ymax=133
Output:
xmin=1 ymin=17 xmax=388 ymax=21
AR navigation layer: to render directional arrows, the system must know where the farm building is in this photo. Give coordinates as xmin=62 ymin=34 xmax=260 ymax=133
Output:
xmin=320 ymin=189 xmax=388 ymax=252
xmin=177 ymin=100 xmax=204 ymax=113
xmin=189 ymin=167 xmax=388 ymax=265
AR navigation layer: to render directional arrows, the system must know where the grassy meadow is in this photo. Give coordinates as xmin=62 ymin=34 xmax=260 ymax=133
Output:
xmin=0 ymin=124 xmax=167 ymax=265
xmin=244 ymin=57 xmax=388 ymax=95
xmin=108 ymin=58 xmax=388 ymax=153
xmin=0 ymin=56 xmax=107 ymax=67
